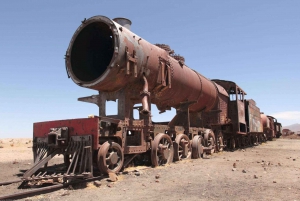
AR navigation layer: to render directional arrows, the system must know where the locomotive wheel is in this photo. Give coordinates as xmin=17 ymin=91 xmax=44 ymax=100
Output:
xmin=230 ymin=138 xmax=236 ymax=150
xmin=191 ymin=135 xmax=204 ymax=159
xmin=174 ymin=134 xmax=191 ymax=161
xmin=151 ymin=133 xmax=174 ymax=167
xmin=204 ymin=130 xmax=216 ymax=154
xmin=263 ymin=134 xmax=267 ymax=142
xmin=254 ymin=135 xmax=258 ymax=145
xmin=97 ymin=141 xmax=124 ymax=174
xmin=216 ymin=131 xmax=224 ymax=152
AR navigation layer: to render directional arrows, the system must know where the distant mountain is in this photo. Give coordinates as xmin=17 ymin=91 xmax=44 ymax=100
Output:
xmin=283 ymin=123 xmax=300 ymax=132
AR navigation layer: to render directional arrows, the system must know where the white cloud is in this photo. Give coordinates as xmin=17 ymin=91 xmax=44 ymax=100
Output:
xmin=270 ymin=111 xmax=300 ymax=126
xmin=270 ymin=111 xmax=300 ymax=120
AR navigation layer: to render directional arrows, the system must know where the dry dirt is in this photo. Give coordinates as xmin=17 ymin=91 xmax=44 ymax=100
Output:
xmin=0 ymin=138 xmax=300 ymax=201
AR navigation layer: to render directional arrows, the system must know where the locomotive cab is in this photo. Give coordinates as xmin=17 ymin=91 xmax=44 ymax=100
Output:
xmin=212 ymin=80 xmax=247 ymax=135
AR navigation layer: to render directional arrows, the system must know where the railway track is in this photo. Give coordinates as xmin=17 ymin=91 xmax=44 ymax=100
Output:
xmin=0 ymin=166 xmax=151 ymax=200
xmin=0 ymin=176 xmax=103 ymax=200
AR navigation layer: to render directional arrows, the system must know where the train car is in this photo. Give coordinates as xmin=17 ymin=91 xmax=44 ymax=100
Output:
xmin=208 ymin=80 xmax=266 ymax=149
xmin=20 ymin=16 xmax=280 ymax=185
xmin=267 ymin=115 xmax=282 ymax=139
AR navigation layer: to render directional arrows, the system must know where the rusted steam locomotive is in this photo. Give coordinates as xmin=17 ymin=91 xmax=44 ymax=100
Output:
xmin=24 ymin=16 xmax=282 ymax=182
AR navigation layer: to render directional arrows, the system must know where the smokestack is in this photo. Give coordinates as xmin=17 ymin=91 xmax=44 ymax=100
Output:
xmin=113 ymin=17 xmax=132 ymax=30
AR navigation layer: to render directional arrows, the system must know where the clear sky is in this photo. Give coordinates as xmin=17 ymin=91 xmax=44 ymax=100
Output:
xmin=0 ymin=1 xmax=299 ymax=138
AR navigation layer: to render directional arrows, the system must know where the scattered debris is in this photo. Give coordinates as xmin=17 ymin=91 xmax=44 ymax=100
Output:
xmin=278 ymin=163 xmax=281 ymax=166
xmin=155 ymin=174 xmax=160 ymax=179
xmin=273 ymin=181 xmax=277 ymax=183
xmin=253 ymin=175 xmax=258 ymax=179
xmin=233 ymin=163 xmax=237 ymax=168
xmin=61 ymin=190 xmax=70 ymax=196
xmin=108 ymin=173 xmax=118 ymax=182
xmin=232 ymin=168 xmax=236 ymax=171
xmin=94 ymin=181 xmax=102 ymax=187
xmin=242 ymin=170 xmax=247 ymax=173
xmin=293 ymin=159 xmax=296 ymax=161
xmin=12 ymin=160 xmax=18 ymax=164
xmin=0 ymin=145 xmax=3 ymax=149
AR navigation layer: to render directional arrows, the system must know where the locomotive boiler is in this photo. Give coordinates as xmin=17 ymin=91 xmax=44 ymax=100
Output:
xmin=22 ymin=15 xmax=281 ymax=183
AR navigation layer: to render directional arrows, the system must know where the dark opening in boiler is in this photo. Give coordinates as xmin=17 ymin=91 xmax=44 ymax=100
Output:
xmin=71 ymin=22 xmax=114 ymax=82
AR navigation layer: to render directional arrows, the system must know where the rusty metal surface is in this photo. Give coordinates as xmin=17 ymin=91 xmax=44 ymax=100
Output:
xmin=261 ymin=113 xmax=270 ymax=128
xmin=261 ymin=113 xmax=276 ymax=140
xmin=267 ymin=115 xmax=282 ymax=138
xmin=245 ymin=99 xmax=262 ymax=133
xmin=65 ymin=15 xmax=218 ymax=113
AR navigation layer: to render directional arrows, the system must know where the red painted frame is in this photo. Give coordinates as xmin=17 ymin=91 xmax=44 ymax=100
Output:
xmin=33 ymin=117 xmax=99 ymax=150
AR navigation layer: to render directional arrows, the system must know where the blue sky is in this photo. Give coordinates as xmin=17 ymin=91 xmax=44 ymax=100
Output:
xmin=0 ymin=1 xmax=299 ymax=138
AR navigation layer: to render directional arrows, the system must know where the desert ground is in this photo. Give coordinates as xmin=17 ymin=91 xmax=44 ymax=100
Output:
xmin=0 ymin=137 xmax=300 ymax=201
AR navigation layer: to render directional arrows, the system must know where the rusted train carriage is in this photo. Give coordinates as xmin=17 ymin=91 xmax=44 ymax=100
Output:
xmin=21 ymin=16 xmax=281 ymax=183
xmin=261 ymin=114 xmax=282 ymax=140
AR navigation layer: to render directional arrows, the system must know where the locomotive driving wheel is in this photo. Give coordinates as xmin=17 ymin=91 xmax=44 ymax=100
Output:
xmin=216 ymin=131 xmax=224 ymax=152
xmin=191 ymin=135 xmax=204 ymax=159
xmin=263 ymin=134 xmax=267 ymax=142
xmin=174 ymin=134 xmax=191 ymax=161
xmin=230 ymin=137 xmax=236 ymax=150
xmin=204 ymin=130 xmax=216 ymax=154
xmin=97 ymin=141 xmax=124 ymax=174
xmin=151 ymin=133 xmax=174 ymax=167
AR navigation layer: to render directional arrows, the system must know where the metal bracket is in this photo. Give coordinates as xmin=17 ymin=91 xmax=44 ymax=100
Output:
xmin=169 ymin=101 xmax=197 ymax=134
xmin=126 ymin=46 xmax=138 ymax=77
xmin=157 ymin=58 xmax=171 ymax=88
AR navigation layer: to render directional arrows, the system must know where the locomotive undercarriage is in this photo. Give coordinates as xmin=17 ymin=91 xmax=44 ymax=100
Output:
xmin=22 ymin=90 xmax=271 ymax=187
xmin=23 ymin=114 xmax=269 ymax=187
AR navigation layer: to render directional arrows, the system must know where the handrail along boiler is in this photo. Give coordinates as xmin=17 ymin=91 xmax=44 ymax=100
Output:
xmin=27 ymin=16 xmax=282 ymax=181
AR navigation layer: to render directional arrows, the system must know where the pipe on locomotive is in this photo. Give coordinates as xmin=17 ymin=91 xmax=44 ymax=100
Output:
xmin=65 ymin=15 xmax=218 ymax=112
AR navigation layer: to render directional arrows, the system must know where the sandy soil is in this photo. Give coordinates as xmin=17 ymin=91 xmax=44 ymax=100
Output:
xmin=0 ymin=138 xmax=300 ymax=201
